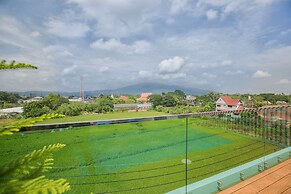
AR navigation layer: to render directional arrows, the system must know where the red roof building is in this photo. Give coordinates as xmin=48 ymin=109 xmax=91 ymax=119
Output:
xmin=119 ymin=96 xmax=129 ymax=101
xmin=137 ymin=93 xmax=152 ymax=102
xmin=216 ymin=96 xmax=244 ymax=111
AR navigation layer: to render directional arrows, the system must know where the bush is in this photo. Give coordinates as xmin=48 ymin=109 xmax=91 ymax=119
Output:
xmin=23 ymin=101 xmax=51 ymax=118
xmin=57 ymin=102 xmax=86 ymax=116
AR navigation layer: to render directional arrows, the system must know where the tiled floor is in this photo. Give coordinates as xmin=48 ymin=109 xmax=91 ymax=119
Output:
xmin=219 ymin=159 xmax=291 ymax=194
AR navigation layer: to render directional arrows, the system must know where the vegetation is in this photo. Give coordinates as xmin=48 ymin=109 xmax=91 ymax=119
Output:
xmin=23 ymin=94 xmax=114 ymax=118
xmin=0 ymin=59 xmax=69 ymax=194
xmin=149 ymin=90 xmax=186 ymax=108
xmin=0 ymin=91 xmax=22 ymax=109
xmin=0 ymin=114 xmax=70 ymax=194
xmin=0 ymin=59 xmax=37 ymax=70
xmin=0 ymin=118 xmax=279 ymax=193
xmin=38 ymin=111 xmax=167 ymax=124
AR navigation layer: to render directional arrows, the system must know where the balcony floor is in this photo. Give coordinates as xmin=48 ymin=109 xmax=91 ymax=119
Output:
xmin=219 ymin=158 xmax=291 ymax=194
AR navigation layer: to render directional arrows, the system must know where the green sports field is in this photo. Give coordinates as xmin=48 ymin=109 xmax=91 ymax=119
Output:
xmin=0 ymin=118 xmax=279 ymax=193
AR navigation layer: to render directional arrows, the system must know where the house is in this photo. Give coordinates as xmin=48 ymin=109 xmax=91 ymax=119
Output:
xmin=216 ymin=96 xmax=244 ymax=111
xmin=137 ymin=93 xmax=152 ymax=102
xmin=186 ymin=95 xmax=196 ymax=106
xmin=119 ymin=96 xmax=129 ymax=101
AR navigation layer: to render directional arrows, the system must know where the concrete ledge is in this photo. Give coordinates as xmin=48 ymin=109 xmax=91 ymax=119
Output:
xmin=167 ymin=147 xmax=291 ymax=194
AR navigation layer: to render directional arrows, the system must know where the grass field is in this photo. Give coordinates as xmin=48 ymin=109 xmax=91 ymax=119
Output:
xmin=37 ymin=110 xmax=168 ymax=124
xmin=0 ymin=118 xmax=280 ymax=193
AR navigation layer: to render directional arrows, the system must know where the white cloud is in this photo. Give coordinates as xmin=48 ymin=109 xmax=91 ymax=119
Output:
xmin=66 ymin=0 xmax=160 ymax=38
xmin=133 ymin=40 xmax=151 ymax=54
xmin=90 ymin=38 xmax=151 ymax=54
xmin=255 ymin=0 xmax=275 ymax=6
xmin=170 ymin=0 xmax=188 ymax=14
xmin=43 ymin=45 xmax=73 ymax=57
xmin=45 ymin=19 xmax=90 ymax=38
xmin=202 ymin=72 xmax=216 ymax=78
xmin=221 ymin=60 xmax=233 ymax=66
xmin=99 ymin=66 xmax=109 ymax=72
xmin=158 ymin=56 xmax=185 ymax=74
xmin=90 ymin=38 xmax=126 ymax=51
xmin=225 ymin=70 xmax=244 ymax=75
xmin=138 ymin=70 xmax=153 ymax=78
xmin=160 ymin=73 xmax=186 ymax=79
xmin=253 ymin=70 xmax=272 ymax=78
xmin=62 ymin=65 xmax=78 ymax=75
xmin=0 ymin=16 xmax=41 ymax=49
xmin=30 ymin=31 xmax=40 ymax=37
xmin=278 ymin=79 xmax=291 ymax=84
xmin=280 ymin=29 xmax=291 ymax=36
xmin=206 ymin=9 xmax=218 ymax=20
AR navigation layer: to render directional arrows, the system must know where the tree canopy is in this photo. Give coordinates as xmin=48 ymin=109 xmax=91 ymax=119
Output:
xmin=0 ymin=59 xmax=37 ymax=70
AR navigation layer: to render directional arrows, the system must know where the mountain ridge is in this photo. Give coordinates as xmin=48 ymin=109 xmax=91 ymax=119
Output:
xmin=18 ymin=82 xmax=211 ymax=97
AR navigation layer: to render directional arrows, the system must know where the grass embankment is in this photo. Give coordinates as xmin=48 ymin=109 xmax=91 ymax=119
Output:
xmin=0 ymin=118 xmax=279 ymax=193
xmin=37 ymin=110 xmax=168 ymax=124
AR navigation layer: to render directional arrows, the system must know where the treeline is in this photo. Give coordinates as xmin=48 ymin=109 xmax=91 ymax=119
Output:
xmin=149 ymin=91 xmax=219 ymax=114
xmin=0 ymin=91 xmax=22 ymax=108
xmin=23 ymin=93 xmax=113 ymax=118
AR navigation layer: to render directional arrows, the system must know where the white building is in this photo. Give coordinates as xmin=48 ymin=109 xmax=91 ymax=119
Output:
xmin=216 ymin=96 xmax=244 ymax=111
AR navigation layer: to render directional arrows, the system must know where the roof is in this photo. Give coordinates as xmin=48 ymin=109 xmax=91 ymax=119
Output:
xmin=220 ymin=96 xmax=241 ymax=106
xmin=140 ymin=93 xmax=152 ymax=98
xmin=119 ymin=96 xmax=129 ymax=101
xmin=137 ymin=93 xmax=152 ymax=101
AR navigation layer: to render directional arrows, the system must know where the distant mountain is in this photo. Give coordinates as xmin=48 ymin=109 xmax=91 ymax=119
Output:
xmin=108 ymin=82 xmax=211 ymax=95
xmin=18 ymin=82 xmax=211 ymax=97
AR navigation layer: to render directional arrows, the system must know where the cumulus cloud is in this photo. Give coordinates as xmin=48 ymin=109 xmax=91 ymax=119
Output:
xmin=278 ymin=79 xmax=291 ymax=84
xmin=45 ymin=19 xmax=90 ymax=38
xmin=170 ymin=0 xmax=188 ymax=14
xmin=221 ymin=60 xmax=233 ymax=66
xmin=66 ymin=0 xmax=159 ymax=37
xmin=30 ymin=31 xmax=40 ymax=37
xmin=133 ymin=40 xmax=151 ymax=54
xmin=90 ymin=38 xmax=151 ymax=54
xmin=253 ymin=70 xmax=272 ymax=78
xmin=0 ymin=16 xmax=41 ymax=49
xmin=90 ymin=38 xmax=126 ymax=51
xmin=158 ymin=56 xmax=185 ymax=74
xmin=206 ymin=9 xmax=218 ymax=20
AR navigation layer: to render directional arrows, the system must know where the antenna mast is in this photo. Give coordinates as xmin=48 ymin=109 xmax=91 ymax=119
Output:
xmin=80 ymin=75 xmax=84 ymax=101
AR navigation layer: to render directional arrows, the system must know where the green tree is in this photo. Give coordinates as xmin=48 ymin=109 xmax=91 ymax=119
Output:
xmin=149 ymin=94 xmax=163 ymax=108
xmin=95 ymin=96 xmax=114 ymax=113
xmin=23 ymin=101 xmax=51 ymax=118
xmin=57 ymin=102 xmax=86 ymax=116
xmin=162 ymin=94 xmax=177 ymax=107
xmin=43 ymin=93 xmax=69 ymax=111
xmin=0 ymin=59 xmax=37 ymax=70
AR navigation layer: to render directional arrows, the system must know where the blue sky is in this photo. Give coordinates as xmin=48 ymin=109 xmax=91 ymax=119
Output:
xmin=0 ymin=0 xmax=291 ymax=94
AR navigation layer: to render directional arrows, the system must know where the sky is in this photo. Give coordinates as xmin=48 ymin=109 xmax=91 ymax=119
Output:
xmin=0 ymin=0 xmax=291 ymax=94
